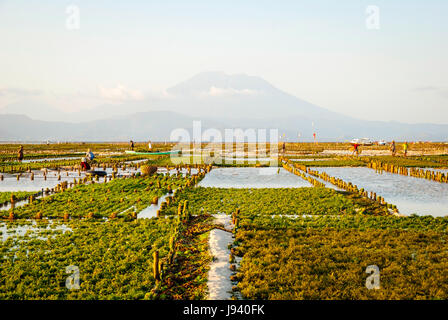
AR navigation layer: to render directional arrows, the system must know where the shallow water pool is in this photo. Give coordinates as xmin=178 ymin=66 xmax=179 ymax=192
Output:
xmin=198 ymin=167 xmax=311 ymax=188
xmin=314 ymin=167 xmax=448 ymax=217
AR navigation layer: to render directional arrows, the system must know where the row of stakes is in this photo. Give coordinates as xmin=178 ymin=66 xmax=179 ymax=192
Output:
xmin=367 ymin=160 xmax=448 ymax=183
xmin=281 ymin=158 xmax=400 ymax=215
xmin=149 ymin=167 xmax=213 ymax=296
xmin=229 ymin=208 xmax=240 ymax=294
xmin=3 ymin=164 xmax=211 ymax=220
xmin=4 ymin=176 xmax=113 ymax=220
xmin=281 ymin=160 xmax=326 ymax=188
xmin=0 ymin=163 xmax=211 ymax=182
xmin=1 ymin=159 xmax=212 ymax=175
xmin=0 ymin=160 xmax=173 ymax=184
xmin=0 ymin=160 xmax=140 ymax=174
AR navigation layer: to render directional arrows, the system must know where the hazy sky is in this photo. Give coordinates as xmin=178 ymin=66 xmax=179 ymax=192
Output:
xmin=0 ymin=0 xmax=447 ymax=123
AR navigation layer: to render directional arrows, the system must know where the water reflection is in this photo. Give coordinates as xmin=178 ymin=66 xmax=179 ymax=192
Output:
xmin=315 ymin=167 xmax=448 ymax=217
xmin=198 ymin=167 xmax=311 ymax=188
xmin=137 ymin=193 xmax=171 ymax=219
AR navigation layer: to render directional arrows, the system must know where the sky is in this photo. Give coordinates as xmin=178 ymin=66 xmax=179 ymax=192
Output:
xmin=0 ymin=0 xmax=447 ymax=123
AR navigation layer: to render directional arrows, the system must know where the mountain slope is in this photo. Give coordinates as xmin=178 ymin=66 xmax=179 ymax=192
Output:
xmin=1 ymin=72 xmax=447 ymax=141
xmin=1 ymin=111 xmax=448 ymax=142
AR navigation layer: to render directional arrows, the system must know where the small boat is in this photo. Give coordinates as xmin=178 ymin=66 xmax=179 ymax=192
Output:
xmin=350 ymin=138 xmax=373 ymax=146
xmin=125 ymin=150 xmax=181 ymax=155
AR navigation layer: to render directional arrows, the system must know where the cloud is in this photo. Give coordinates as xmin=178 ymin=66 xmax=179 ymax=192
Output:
xmin=98 ymin=84 xmax=144 ymax=102
xmin=0 ymin=87 xmax=42 ymax=97
xmin=413 ymin=86 xmax=448 ymax=98
xmin=0 ymin=87 xmax=44 ymax=109
xmin=204 ymin=86 xmax=260 ymax=97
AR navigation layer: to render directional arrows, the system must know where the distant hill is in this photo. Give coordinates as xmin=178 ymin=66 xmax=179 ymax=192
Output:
xmin=1 ymin=72 xmax=448 ymax=141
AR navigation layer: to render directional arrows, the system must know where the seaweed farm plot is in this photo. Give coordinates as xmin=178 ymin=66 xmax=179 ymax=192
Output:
xmin=0 ymin=168 xmax=212 ymax=300
xmin=0 ymin=219 xmax=176 ymax=299
xmin=314 ymin=167 xmax=448 ymax=217
xmin=232 ymin=215 xmax=448 ymax=300
xmin=198 ymin=167 xmax=311 ymax=188
xmin=170 ymin=187 xmax=448 ymax=300
xmin=0 ymin=174 xmax=191 ymax=219
xmin=170 ymin=187 xmax=376 ymax=217
xmin=162 ymin=187 xmax=378 ymax=300
xmin=0 ymin=219 xmax=71 ymax=242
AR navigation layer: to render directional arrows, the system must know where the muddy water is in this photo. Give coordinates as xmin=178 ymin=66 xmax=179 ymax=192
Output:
xmin=198 ymin=167 xmax=311 ymax=188
xmin=315 ymin=167 xmax=448 ymax=217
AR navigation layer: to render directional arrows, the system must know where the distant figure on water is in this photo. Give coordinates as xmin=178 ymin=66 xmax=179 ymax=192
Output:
xmin=130 ymin=140 xmax=135 ymax=151
xmin=17 ymin=145 xmax=24 ymax=162
xmin=80 ymin=157 xmax=90 ymax=170
xmin=390 ymin=140 xmax=396 ymax=156
xmin=403 ymin=141 xmax=409 ymax=157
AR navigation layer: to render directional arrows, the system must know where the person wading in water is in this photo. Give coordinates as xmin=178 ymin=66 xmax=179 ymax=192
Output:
xmin=17 ymin=145 xmax=24 ymax=162
xmin=390 ymin=140 xmax=396 ymax=156
xmin=403 ymin=141 xmax=409 ymax=157
xmin=352 ymin=143 xmax=360 ymax=156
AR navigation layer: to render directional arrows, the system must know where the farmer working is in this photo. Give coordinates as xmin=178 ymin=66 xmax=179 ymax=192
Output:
xmin=390 ymin=140 xmax=396 ymax=156
xmin=80 ymin=157 xmax=90 ymax=170
xmin=130 ymin=140 xmax=135 ymax=151
xmin=17 ymin=145 xmax=24 ymax=162
xmin=352 ymin=143 xmax=360 ymax=156
xmin=403 ymin=141 xmax=409 ymax=157
xmin=86 ymin=149 xmax=95 ymax=161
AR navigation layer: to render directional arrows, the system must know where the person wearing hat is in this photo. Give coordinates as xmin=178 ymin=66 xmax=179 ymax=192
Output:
xmin=80 ymin=157 xmax=90 ymax=170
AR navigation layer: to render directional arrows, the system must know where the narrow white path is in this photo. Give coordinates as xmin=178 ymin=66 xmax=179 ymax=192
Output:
xmin=207 ymin=214 xmax=234 ymax=300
